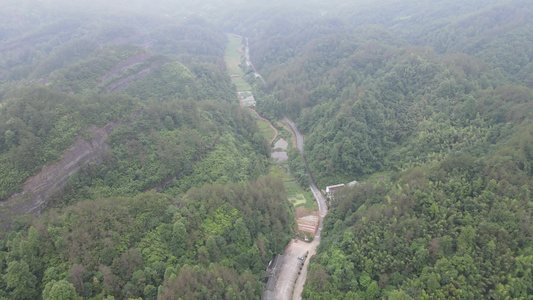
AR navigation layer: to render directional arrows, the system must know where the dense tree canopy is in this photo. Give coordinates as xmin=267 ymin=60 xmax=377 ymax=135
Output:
xmin=0 ymin=7 xmax=294 ymax=299
xmin=0 ymin=178 xmax=293 ymax=299
xmin=1 ymin=0 xmax=532 ymax=299
xmin=232 ymin=0 xmax=533 ymax=298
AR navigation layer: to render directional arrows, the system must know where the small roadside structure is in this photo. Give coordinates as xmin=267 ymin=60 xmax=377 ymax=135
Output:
xmin=262 ymin=255 xmax=283 ymax=300
xmin=238 ymin=91 xmax=256 ymax=107
xmin=325 ymin=184 xmax=345 ymax=196
xmin=325 ymin=181 xmax=356 ymax=206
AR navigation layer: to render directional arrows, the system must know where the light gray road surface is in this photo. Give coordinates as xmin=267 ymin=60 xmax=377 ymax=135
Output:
xmin=283 ymin=116 xmax=328 ymax=216
xmin=245 ymin=34 xmax=328 ymax=299
xmin=268 ymin=116 xmax=328 ymax=300
xmin=273 ymin=241 xmax=305 ymax=299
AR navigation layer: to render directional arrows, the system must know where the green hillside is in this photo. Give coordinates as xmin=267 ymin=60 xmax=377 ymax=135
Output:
xmin=0 ymin=7 xmax=293 ymax=300
xmin=0 ymin=0 xmax=532 ymax=299
xmin=230 ymin=0 xmax=533 ymax=298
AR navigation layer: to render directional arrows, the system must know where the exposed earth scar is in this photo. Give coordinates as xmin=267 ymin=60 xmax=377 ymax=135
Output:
xmin=0 ymin=122 xmax=118 ymax=223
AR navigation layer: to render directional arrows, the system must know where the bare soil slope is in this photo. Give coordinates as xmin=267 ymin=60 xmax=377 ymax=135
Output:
xmin=0 ymin=122 xmax=118 ymax=226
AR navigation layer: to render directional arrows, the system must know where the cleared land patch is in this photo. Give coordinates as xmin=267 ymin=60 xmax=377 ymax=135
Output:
xmin=257 ymin=118 xmax=277 ymax=144
xmin=225 ymin=34 xmax=251 ymax=92
xmin=269 ymin=165 xmax=317 ymax=212
xmin=288 ymin=194 xmax=306 ymax=206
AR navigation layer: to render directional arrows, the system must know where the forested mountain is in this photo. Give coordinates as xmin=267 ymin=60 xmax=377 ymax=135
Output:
xmin=2 ymin=178 xmax=292 ymax=299
xmin=1 ymin=0 xmax=532 ymax=299
xmin=238 ymin=0 xmax=531 ymax=186
xmin=226 ymin=0 xmax=533 ymax=298
xmin=0 ymin=4 xmax=294 ymax=299
xmin=0 ymin=13 xmax=241 ymax=206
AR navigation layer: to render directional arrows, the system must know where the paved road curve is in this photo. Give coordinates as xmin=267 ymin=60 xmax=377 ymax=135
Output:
xmin=283 ymin=116 xmax=328 ymax=217
xmin=280 ymin=115 xmax=328 ymax=300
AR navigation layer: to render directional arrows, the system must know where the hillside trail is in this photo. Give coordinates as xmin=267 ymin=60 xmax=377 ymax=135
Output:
xmin=239 ymin=36 xmax=328 ymax=300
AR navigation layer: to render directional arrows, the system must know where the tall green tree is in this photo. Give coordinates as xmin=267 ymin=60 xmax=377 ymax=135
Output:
xmin=3 ymin=261 xmax=38 ymax=300
xmin=42 ymin=280 xmax=80 ymax=300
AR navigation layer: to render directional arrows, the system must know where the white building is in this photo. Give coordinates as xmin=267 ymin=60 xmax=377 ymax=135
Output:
xmin=325 ymin=184 xmax=345 ymax=196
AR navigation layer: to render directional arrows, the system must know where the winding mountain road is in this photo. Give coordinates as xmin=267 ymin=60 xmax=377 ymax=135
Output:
xmin=283 ymin=116 xmax=327 ymax=217
xmin=282 ymin=116 xmax=328 ymax=300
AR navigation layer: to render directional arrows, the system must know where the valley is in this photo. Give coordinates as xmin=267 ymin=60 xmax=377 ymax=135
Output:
xmin=0 ymin=0 xmax=532 ymax=299
xmin=225 ymin=33 xmax=328 ymax=299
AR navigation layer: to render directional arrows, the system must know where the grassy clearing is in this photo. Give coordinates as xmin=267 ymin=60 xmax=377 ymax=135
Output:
xmin=225 ymin=34 xmax=244 ymax=74
xmin=302 ymin=190 xmax=318 ymax=210
xmin=266 ymin=119 xmax=318 ymax=211
xmin=283 ymin=176 xmax=303 ymax=198
xmin=289 ymin=194 xmax=306 ymax=206
xmin=239 ymin=91 xmax=252 ymax=98
xmin=233 ymin=78 xmax=252 ymax=92
xmin=268 ymin=164 xmax=317 ymax=211
xmin=225 ymin=34 xmax=251 ymax=92
xmin=256 ymin=118 xmax=276 ymax=143
xmin=364 ymin=171 xmax=391 ymax=185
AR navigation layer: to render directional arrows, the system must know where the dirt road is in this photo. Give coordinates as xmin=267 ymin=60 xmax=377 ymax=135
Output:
xmin=272 ymin=236 xmax=320 ymax=299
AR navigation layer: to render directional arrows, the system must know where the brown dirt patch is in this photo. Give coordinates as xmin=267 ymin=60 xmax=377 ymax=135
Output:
xmin=295 ymin=207 xmax=318 ymax=218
